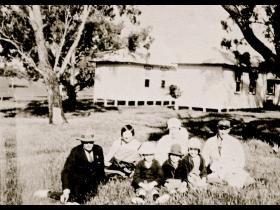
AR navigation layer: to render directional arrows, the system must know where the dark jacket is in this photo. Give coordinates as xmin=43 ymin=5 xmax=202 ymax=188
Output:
xmin=162 ymin=158 xmax=184 ymax=181
xmin=132 ymin=159 xmax=164 ymax=189
xmin=181 ymin=154 xmax=207 ymax=182
xmin=61 ymin=144 xmax=105 ymax=202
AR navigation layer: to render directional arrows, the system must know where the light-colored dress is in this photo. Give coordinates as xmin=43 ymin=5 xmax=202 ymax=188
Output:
xmin=105 ymin=138 xmax=142 ymax=164
xmin=155 ymin=128 xmax=189 ymax=165
xmin=202 ymin=134 xmax=252 ymax=188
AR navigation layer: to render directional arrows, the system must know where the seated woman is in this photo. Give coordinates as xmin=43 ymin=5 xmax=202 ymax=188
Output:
xmin=104 ymin=124 xmax=142 ymax=177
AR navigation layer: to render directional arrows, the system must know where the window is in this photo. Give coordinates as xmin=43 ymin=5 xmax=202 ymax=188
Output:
xmin=249 ymin=80 xmax=256 ymax=95
xmin=235 ymin=71 xmax=242 ymax=93
xmin=145 ymin=79 xmax=150 ymax=87
xmin=144 ymin=65 xmax=153 ymax=70
xmin=235 ymin=77 xmax=242 ymax=93
xmin=249 ymin=70 xmax=258 ymax=95
xmin=267 ymin=80 xmax=275 ymax=95
xmin=161 ymin=80 xmax=165 ymax=88
xmin=236 ymin=81 xmax=241 ymax=92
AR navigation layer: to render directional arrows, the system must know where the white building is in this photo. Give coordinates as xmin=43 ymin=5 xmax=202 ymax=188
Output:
xmin=93 ymin=48 xmax=274 ymax=112
xmin=93 ymin=49 xmax=177 ymax=107
xmin=173 ymin=63 xmax=267 ymax=112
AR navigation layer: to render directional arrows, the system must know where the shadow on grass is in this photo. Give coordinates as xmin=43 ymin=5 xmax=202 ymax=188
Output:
xmin=0 ymin=99 xmax=120 ymax=118
xmin=146 ymin=112 xmax=280 ymax=146
xmin=185 ymin=114 xmax=280 ymax=145
xmin=2 ymin=100 xmax=280 ymax=146
xmin=0 ymin=108 xmax=17 ymax=118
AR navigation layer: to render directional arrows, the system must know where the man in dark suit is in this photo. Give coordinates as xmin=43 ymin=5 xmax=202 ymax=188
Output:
xmin=60 ymin=129 xmax=105 ymax=204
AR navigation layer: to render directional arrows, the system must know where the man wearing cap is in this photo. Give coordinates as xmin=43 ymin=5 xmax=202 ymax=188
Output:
xmin=155 ymin=118 xmax=189 ymax=165
xmin=202 ymin=120 xmax=254 ymax=188
xmin=60 ymin=128 xmax=106 ymax=204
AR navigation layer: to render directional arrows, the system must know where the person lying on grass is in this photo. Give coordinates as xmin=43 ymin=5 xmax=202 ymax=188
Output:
xmin=181 ymin=137 xmax=207 ymax=189
xmin=34 ymin=128 xmax=106 ymax=205
xmin=202 ymin=120 xmax=255 ymax=188
xmin=162 ymin=144 xmax=188 ymax=194
xmin=104 ymin=124 xmax=142 ymax=178
xmin=131 ymin=141 xmax=169 ymax=204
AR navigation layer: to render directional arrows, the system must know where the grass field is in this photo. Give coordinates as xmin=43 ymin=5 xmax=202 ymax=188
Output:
xmin=1 ymin=106 xmax=280 ymax=205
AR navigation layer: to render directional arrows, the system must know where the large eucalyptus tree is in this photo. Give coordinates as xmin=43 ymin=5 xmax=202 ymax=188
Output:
xmin=0 ymin=5 xmax=152 ymax=123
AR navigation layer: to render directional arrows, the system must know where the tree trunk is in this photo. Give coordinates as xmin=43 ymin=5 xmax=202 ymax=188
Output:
xmin=45 ymin=74 xmax=68 ymax=124
xmin=28 ymin=6 xmax=68 ymax=124
xmin=65 ymin=84 xmax=77 ymax=112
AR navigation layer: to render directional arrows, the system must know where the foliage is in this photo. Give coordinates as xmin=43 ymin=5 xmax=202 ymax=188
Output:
xmin=221 ymin=5 xmax=280 ymax=76
xmin=169 ymin=84 xmax=182 ymax=99
xmin=0 ymin=5 xmax=153 ymax=105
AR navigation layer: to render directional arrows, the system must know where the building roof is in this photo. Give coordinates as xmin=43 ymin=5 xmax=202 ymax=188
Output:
xmin=93 ymin=47 xmax=177 ymax=67
xmin=177 ymin=47 xmax=236 ymax=65
xmin=93 ymin=46 xmax=262 ymax=69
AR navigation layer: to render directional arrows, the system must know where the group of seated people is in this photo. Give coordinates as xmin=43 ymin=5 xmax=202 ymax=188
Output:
xmin=34 ymin=118 xmax=256 ymax=205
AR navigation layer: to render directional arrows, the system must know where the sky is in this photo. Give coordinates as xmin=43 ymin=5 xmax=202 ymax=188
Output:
xmin=127 ymin=5 xmax=262 ymax=65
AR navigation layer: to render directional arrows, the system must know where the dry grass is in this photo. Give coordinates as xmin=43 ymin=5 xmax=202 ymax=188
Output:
xmin=1 ymin=107 xmax=280 ymax=205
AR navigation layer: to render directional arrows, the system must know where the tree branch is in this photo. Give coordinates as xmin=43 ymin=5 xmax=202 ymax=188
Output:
xmin=57 ymin=5 xmax=91 ymax=77
xmin=11 ymin=5 xmax=28 ymax=19
xmin=0 ymin=36 xmax=44 ymax=76
xmin=53 ymin=9 xmax=71 ymax=73
xmin=222 ymin=5 xmax=277 ymax=63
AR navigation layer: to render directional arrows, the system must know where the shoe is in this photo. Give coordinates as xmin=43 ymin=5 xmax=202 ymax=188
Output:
xmin=131 ymin=197 xmax=145 ymax=204
xmin=105 ymin=169 xmax=127 ymax=177
xmin=33 ymin=189 xmax=50 ymax=198
xmin=65 ymin=202 xmax=80 ymax=205
xmin=153 ymin=194 xmax=160 ymax=201
xmin=255 ymin=178 xmax=268 ymax=185
xmin=155 ymin=194 xmax=170 ymax=204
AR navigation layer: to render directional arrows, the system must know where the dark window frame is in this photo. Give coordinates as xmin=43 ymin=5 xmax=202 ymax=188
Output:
xmin=235 ymin=71 xmax=242 ymax=93
xmin=267 ymin=80 xmax=275 ymax=95
xmin=161 ymin=80 xmax=165 ymax=88
xmin=145 ymin=79 xmax=150 ymax=87
xmin=249 ymin=80 xmax=257 ymax=95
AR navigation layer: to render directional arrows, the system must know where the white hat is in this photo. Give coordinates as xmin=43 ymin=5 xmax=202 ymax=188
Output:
xmin=76 ymin=128 xmax=95 ymax=142
xmin=188 ymin=137 xmax=202 ymax=150
xmin=167 ymin=118 xmax=181 ymax=129
xmin=139 ymin=141 xmax=156 ymax=155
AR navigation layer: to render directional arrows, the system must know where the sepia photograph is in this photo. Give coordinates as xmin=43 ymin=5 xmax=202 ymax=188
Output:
xmin=0 ymin=5 xmax=280 ymax=205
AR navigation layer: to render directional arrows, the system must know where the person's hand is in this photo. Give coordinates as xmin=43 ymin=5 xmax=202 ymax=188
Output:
xmin=147 ymin=181 xmax=157 ymax=191
xmin=150 ymin=181 xmax=157 ymax=188
xmin=139 ymin=182 xmax=146 ymax=189
xmin=139 ymin=182 xmax=150 ymax=191
xmin=60 ymin=189 xmax=70 ymax=204
xmin=211 ymin=161 xmax=223 ymax=172
xmin=104 ymin=161 xmax=111 ymax=167
xmin=201 ymin=177 xmax=207 ymax=183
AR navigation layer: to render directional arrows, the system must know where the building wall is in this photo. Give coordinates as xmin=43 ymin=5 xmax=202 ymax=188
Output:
xmin=94 ymin=63 xmax=175 ymax=105
xmin=173 ymin=64 xmax=267 ymax=110
xmin=265 ymin=73 xmax=280 ymax=106
xmin=93 ymin=62 xmax=268 ymax=110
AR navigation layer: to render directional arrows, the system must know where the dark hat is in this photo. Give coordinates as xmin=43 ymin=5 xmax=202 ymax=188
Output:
xmin=169 ymin=144 xmax=183 ymax=156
